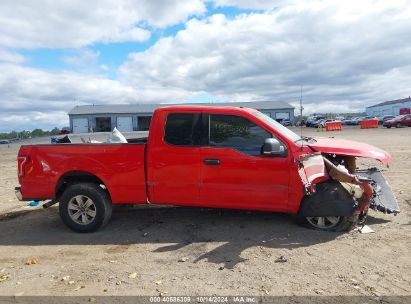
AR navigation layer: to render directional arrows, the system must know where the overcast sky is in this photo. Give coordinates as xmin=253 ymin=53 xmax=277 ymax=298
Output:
xmin=0 ymin=0 xmax=410 ymax=131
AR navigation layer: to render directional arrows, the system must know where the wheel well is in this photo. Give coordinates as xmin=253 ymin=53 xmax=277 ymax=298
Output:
xmin=55 ymin=171 xmax=110 ymax=199
xmin=298 ymin=181 xmax=357 ymax=217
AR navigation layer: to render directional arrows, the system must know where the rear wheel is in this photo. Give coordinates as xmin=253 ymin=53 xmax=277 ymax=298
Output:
xmin=296 ymin=214 xmax=358 ymax=232
xmin=59 ymin=183 xmax=112 ymax=232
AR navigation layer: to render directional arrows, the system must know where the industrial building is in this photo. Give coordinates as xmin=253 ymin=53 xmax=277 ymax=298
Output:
xmin=68 ymin=101 xmax=295 ymax=133
xmin=366 ymin=97 xmax=411 ymax=117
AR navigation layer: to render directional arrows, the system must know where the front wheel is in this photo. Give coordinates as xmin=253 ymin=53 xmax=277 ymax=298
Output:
xmin=296 ymin=215 xmax=359 ymax=232
xmin=59 ymin=183 xmax=112 ymax=232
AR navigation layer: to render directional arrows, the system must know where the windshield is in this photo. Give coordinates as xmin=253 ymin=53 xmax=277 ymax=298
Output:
xmin=252 ymin=110 xmax=301 ymax=143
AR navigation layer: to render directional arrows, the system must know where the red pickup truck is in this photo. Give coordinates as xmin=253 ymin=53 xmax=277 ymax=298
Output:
xmin=15 ymin=106 xmax=399 ymax=232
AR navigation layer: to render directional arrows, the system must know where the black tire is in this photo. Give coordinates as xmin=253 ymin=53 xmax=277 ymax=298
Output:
xmin=386 ymin=125 xmax=391 ymax=128
xmin=296 ymin=214 xmax=359 ymax=232
xmin=59 ymin=183 xmax=112 ymax=233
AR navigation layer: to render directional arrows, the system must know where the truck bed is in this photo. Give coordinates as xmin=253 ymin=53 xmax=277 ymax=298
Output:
xmin=18 ymin=143 xmax=147 ymax=204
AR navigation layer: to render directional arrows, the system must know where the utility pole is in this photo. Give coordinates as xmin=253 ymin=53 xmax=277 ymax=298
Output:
xmin=300 ymin=86 xmax=303 ymax=118
xmin=300 ymin=86 xmax=304 ymax=141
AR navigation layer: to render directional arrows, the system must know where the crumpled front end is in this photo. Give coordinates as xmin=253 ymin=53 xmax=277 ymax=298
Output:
xmin=297 ymin=153 xmax=400 ymax=220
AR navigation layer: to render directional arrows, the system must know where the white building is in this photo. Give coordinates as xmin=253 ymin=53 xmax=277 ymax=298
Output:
xmin=366 ymin=97 xmax=411 ymax=117
xmin=68 ymin=101 xmax=295 ymax=133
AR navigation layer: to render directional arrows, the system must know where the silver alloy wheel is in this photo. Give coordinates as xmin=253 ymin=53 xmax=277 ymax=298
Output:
xmin=68 ymin=195 xmax=97 ymax=225
xmin=306 ymin=216 xmax=340 ymax=229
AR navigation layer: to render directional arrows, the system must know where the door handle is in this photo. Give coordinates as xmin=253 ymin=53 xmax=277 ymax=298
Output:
xmin=204 ymin=158 xmax=220 ymax=165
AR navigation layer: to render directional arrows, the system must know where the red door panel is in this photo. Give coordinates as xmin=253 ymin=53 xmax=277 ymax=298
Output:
xmin=149 ymin=145 xmax=200 ymax=205
xmin=200 ymin=147 xmax=290 ymax=211
xmin=146 ymin=111 xmax=201 ymax=205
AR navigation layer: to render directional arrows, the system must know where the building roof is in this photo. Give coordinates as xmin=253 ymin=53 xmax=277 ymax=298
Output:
xmin=68 ymin=101 xmax=294 ymax=115
xmin=367 ymin=97 xmax=411 ymax=109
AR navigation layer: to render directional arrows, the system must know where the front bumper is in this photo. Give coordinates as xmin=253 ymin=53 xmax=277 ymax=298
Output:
xmin=356 ymin=168 xmax=400 ymax=214
xmin=15 ymin=187 xmax=23 ymax=201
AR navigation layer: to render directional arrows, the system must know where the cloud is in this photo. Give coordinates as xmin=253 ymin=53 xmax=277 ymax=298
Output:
xmin=209 ymin=0 xmax=291 ymax=10
xmin=0 ymin=0 xmax=205 ymax=48
xmin=0 ymin=111 xmax=69 ymax=132
xmin=1 ymin=0 xmax=411 ymax=132
xmin=0 ymin=62 xmax=198 ymax=131
xmin=62 ymin=49 xmax=100 ymax=67
xmin=61 ymin=48 xmax=110 ymax=74
xmin=103 ymin=27 xmax=150 ymax=44
xmin=0 ymin=63 xmax=136 ymax=111
xmin=119 ymin=0 xmax=411 ymax=113
xmin=137 ymin=0 xmax=207 ymax=28
xmin=0 ymin=49 xmax=26 ymax=64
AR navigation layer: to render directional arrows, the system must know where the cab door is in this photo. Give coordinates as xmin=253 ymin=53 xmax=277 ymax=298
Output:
xmin=147 ymin=112 xmax=202 ymax=205
xmin=199 ymin=113 xmax=290 ymax=211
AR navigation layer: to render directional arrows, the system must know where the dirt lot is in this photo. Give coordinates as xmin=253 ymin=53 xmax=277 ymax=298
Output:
xmin=0 ymin=127 xmax=410 ymax=297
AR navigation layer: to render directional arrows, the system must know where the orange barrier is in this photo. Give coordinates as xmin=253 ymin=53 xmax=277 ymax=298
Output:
xmin=360 ymin=119 xmax=378 ymax=129
xmin=325 ymin=121 xmax=342 ymax=131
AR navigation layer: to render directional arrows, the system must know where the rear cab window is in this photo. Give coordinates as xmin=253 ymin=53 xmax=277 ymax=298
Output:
xmin=164 ymin=113 xmax=201 ymax=146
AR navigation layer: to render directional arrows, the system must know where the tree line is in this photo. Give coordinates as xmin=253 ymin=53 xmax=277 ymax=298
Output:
xmin=0 ymin=127 xmax=63 ymax=140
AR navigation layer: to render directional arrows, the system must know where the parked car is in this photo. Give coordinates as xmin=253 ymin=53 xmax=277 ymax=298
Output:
xmin=309 ymin=119 xmax=321 ymax=128
xmin=379 ymin=115 xmax=395 ymax=125
xmin=383 ymin=114 xmax=411 ymax=128
xmin=310 ymin=119 xmax=320 ymax=128
xmin=59 ymin=128 xmax=71 ymax=135
xmin=0 ymin=139 xmax=10 ymax=144
xmin=313 ymin=119 xmax=333 ymax=128
xmin=15 ymin=106 xmax=399 ymax=233
xmin=280 ymin=119 xmax=292 ymax=126
xmin=350 ymin=117 xmax=363 ymax=125
xmin=342 ymin=118 xmax=353 ymax=125
xmin=305 ymin=119 xmax=314 ymax=127
xmin=305 ymin=116 xmax=316 ymax=127
xmin=306 ymin=116 xmax=325 ymax=127
xmin=294 ymin=119 xmax=305 ymax=126
xmin=317 ymin=119 xmax=338 ymax=128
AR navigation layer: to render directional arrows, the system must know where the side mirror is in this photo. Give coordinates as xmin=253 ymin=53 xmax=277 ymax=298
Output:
xmin=262 ymin=138 xmax=286 ymax=156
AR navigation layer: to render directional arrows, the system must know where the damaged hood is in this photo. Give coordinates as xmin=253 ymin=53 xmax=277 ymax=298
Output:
xmin=308 ymin=137 xmax=392 ymax=163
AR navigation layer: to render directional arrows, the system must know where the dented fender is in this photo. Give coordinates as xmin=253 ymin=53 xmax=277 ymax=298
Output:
xmin=297 ymin=153 xmax=329 ymax=193
xmin=297 ymin=154 xmax=374 ymax=216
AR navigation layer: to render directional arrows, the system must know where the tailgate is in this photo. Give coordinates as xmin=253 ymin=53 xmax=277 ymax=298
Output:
xmin=356 ymin=168 xmax=400 ymax=214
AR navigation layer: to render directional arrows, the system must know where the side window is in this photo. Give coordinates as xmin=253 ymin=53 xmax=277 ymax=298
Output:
xmin=208 ymin=114 xmax=271 ymax=156
xmin=164 ymin=113 xmax=200 ymax=146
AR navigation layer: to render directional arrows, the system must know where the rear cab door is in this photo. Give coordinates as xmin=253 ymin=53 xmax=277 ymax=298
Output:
xmin=146 ymin=109 xmax=202 ymax=205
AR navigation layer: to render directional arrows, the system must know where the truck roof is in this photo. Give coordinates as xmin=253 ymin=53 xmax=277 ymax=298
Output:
xmin=155 ymin=105 xmax=257 ymax=114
